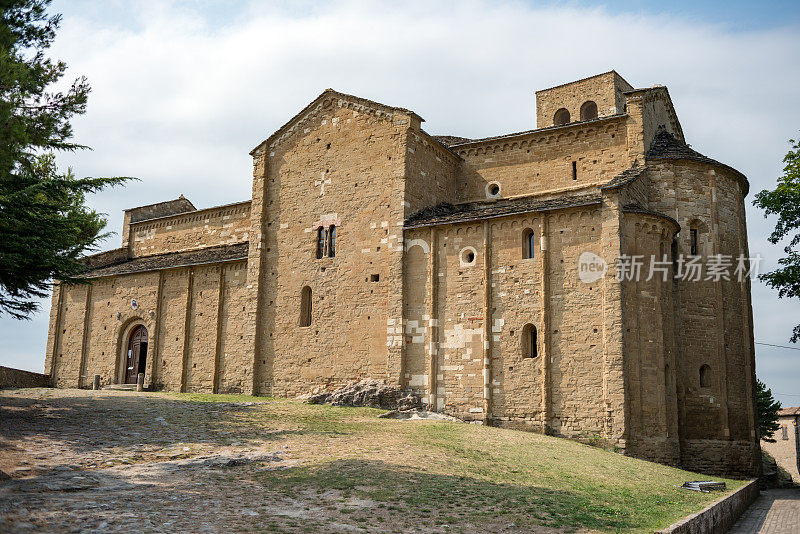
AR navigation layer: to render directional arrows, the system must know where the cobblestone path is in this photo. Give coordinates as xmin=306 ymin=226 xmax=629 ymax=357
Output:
xmin=729 ymin=488 xmax=800 ymax=533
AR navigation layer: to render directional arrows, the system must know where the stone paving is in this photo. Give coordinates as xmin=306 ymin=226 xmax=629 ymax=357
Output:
xmin=729 ymin=488 xmax=800 ymax=533
xmin=0 ymin=388 xmax=299 ymax=533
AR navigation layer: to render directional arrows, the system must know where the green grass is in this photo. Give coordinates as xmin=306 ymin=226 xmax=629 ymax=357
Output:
xmin=165 ymin=392 xmax=743 ymax=532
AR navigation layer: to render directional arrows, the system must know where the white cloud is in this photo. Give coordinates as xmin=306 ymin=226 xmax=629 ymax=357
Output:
xmin=3 ymin=0 xmax=799 ymax=403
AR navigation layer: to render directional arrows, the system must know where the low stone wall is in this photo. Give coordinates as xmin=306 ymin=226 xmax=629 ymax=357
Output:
xmin=0 ymin=366 xmax=50 ymax=389
xmin=680 ymin=439 xmax=761 ymax=479
xmin=654 ymin=479 xmax=759 ymax=534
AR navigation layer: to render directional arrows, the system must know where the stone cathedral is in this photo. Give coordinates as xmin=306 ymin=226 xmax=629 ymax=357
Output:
xmin=45 ymin=71 xmax=760 ymax=476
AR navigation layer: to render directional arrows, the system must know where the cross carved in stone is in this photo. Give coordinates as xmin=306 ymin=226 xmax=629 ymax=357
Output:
xmin=314 ymin=171 xmax=332 ymax=196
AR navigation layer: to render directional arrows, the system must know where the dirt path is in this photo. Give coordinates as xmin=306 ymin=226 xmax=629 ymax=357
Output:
xmin=0 ymin=388 xmax=506 ymax=533
xmin=0 ymin=389 xmax=308 ymax=533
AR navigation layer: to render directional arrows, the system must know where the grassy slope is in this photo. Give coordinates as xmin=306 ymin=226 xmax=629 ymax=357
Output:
xmin=174 ymin=393 xmax=744 ymax=533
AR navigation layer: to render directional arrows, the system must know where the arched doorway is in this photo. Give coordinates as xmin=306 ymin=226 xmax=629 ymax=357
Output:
xmin=124 ymin=325 xmax=148 ymax=384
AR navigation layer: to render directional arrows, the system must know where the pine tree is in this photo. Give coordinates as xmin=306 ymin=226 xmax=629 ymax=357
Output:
xmin=756 ymin=379 xmax=782 ymax=443
xmin=0 ymin=0 xmax=132 ymax=319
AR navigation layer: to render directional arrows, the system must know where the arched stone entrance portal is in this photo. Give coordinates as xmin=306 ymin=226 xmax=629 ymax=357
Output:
xmin=124 ymin=325 xmax=148 ymax=384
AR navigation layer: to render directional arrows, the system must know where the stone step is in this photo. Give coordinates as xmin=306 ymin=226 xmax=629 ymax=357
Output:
xmin=102 ymin=384 xmax=138 ymax=391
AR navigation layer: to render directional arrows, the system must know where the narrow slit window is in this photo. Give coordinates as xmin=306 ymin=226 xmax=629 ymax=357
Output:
xmin=572 ymin=161 xmax=577 ymax=180
xmin=299 ymin=286 xmax=312 ymax=327
xmin=328 ymin=225 xmax=336 ymax=257
xmin=699 ymin=364 xmax=711 ymax=388
xmin=690 ymin=229 xmax=698 ymax=255
xmin=782 ymin=425 xmax=789 ymax=440
xmin=316 ymin=227 xmax=326 ymax=259
xmin=522 ymin=324 xmax=538 ymax=358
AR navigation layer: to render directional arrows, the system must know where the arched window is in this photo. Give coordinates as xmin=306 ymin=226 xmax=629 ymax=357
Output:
xmin=299 ymin=286 xmax=312 ymax=327
xmin=554 ymin=108 xmax=570 ymax=126
xmin=699 ymin=364 xmax=711 ymax=388
xmin=522 ymin=228 xmax=535 ymax=259
xmin=580 ymin=101 xmax=598 ymax=121
xmin=328 ymin=225 xmax=336 ymax=257
xmin=316 ymin=227 xmax=326 ymax=259
xmin=522 ymin=324 xmax=538 ymax=358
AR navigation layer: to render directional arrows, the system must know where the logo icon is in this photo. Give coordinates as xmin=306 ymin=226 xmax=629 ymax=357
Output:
xmin=578 ymin=252 xmax=607 ymax=283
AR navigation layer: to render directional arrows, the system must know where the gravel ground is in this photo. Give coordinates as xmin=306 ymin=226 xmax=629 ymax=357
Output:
xmin=0 ymin=388 xmax=307 ymax=533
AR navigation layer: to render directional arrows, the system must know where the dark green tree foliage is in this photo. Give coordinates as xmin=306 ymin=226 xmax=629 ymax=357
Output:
xmin=756 ymin=379 xmax=782 ymax=443
xmin=754 ymin=137 xmax=800 ymax=342
xmin=0 ymin=0 xmax=131 ymax=319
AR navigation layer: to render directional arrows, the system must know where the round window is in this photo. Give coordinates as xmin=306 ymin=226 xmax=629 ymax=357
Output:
xmin=461 ymin=247 xmax=477 ymax=266
xmin=486 ymin=182 xmax=501 ymax=198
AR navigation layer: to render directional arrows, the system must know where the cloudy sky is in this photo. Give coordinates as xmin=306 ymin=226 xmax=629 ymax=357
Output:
xmin=2 ymin=0 xmax=799 ymax=405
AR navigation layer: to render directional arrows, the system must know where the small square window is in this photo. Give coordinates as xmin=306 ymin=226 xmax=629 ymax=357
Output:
xmin=370 ymin=274 xmax=380 ymax=282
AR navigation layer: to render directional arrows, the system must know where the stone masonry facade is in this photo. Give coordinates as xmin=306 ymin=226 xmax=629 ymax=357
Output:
xmin=44 ymin=71 xmax=760 ymax=476
xmin=761 ymin=407 xmax=800 ymax=483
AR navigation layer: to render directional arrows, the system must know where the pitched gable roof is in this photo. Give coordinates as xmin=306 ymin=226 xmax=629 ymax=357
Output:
xmin=249 ymin=89 xmax=424 ymax=156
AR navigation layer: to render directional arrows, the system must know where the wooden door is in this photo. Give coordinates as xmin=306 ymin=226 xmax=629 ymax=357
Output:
xmin=125 ymin=325 xmax=148 ymax=384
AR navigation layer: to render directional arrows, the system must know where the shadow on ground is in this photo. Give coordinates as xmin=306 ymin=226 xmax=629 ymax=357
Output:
xmin=0 ymin=390 xmax=300 ymax=459
xmin=255 ymin=457 xmax=635 ymax=532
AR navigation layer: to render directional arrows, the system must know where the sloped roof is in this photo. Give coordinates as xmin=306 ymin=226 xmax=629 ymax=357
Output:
xmin=601 ymin=165 xmax=647 ymax=190
xmin=432 ymin=135 xmax=473 ymax=147
xmin=779 ymin=407 xmax=800 ymax=417
xmin=250 ymin=89 xmax=422 ymax=156
xmin=646 ymin=127 xmax=748 ymax=194
xmin=405 ymin=193 xmax=602 ymax=228
xmin=125 ymin=196 xmax=196 ymax=223
xmin=622 ymin=203 xmax=680 ymax=229
xmin=84 ymin=243 xmax=249 ymax=279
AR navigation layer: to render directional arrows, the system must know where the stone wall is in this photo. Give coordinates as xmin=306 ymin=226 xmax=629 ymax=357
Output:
xmin=128 ymin=201 xmax=250 ymax=257
xmin=404 ymin=203 xmax=620 ymax=435
xmin=620 ymin=211 xmax=681 ymax=465
xmin=644 ymin=160 xmax=759 ymax=476
xmin=250 ymin=95 xmax=414 ymax=397
xmin=655 ymin=479 xmax=759 ymax=534
xmin=44 ymin=260 xmax=249 ymax=392
xmin=534 ymin=71 xmax=632 ymax=128
xmin=0 ymin=366 xmax=50 ymax=389
xmin=454 ymin=115 xmax=629 ymax=202
xmin=761 ymin=415 xmax=800 ymax=483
